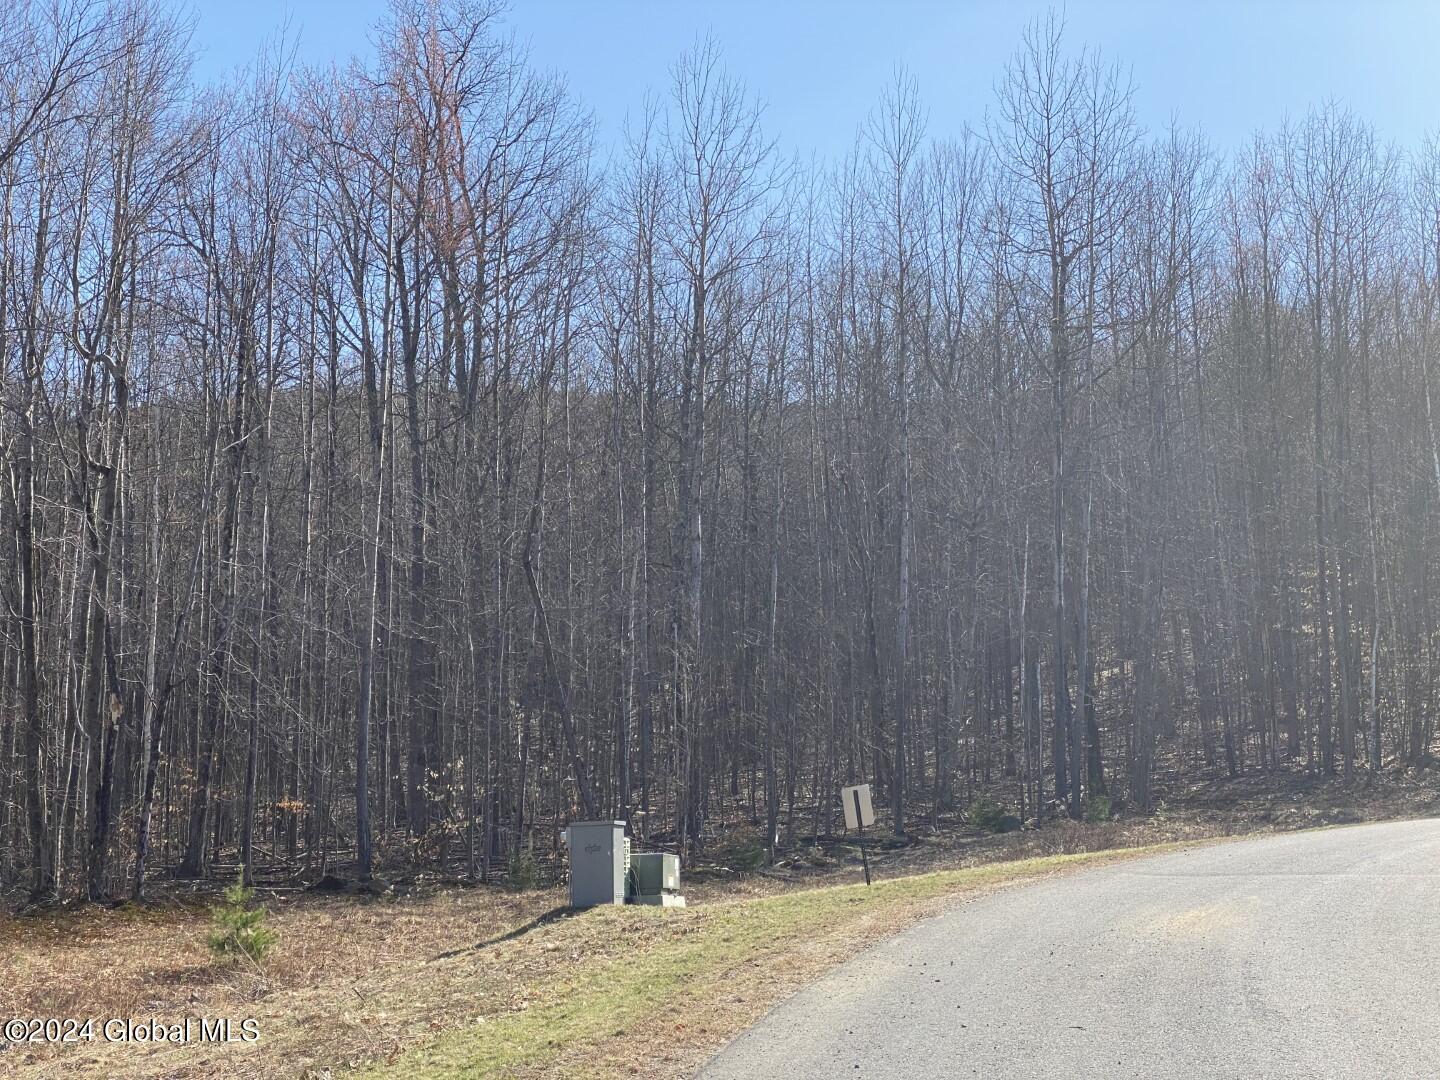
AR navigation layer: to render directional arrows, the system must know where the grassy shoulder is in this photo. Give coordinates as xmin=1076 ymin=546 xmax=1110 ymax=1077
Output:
xmin=9 ymin=768 xmax=1439 ymax=1080
xmin=369 ymin=843 xmax=1188 ymax=1080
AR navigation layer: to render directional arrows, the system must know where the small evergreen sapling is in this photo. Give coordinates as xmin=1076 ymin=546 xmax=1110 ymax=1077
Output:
xmin=208 ymin=873 xmax=278 ymax=963
xmin=507 ymin=850 xmax=540 ymax=890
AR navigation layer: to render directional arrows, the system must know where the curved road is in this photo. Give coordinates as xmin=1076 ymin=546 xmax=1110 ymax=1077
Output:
xmin=701 ymin=818 xmax=1440 ymax=1079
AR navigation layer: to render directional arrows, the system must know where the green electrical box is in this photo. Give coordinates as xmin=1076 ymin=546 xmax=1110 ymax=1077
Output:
xmin=629 ymin=852 xmax=684 ymax=907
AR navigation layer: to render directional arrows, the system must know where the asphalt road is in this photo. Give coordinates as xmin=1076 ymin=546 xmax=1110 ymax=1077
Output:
xmin=701 ymin=818 xmax=1440 ymax=1079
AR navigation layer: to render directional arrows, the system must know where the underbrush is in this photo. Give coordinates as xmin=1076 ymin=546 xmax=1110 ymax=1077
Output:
xmin=4 ymin=771 xmax=1437 ymax=1079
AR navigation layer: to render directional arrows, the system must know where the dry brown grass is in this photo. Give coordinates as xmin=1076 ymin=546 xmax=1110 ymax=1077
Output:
xmin=363 ymin=845 xmax=1185 ymax=1080
xmin=0 ymin=886 xmax=570 ymax=1078
xmin=3 ymin=771 xmax=1436 ymax=1079
xmin=0 ymin=832 xmax=1186 ymax=1079
xmin=0 ymin=825 xmax=1240 ymax=1080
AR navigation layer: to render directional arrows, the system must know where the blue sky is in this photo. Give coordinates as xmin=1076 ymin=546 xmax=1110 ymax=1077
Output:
xmin=187 ymin=1 xmax=1440 ymax=162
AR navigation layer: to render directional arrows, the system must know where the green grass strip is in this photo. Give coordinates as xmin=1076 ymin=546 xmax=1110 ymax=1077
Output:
xmin=371 ymin=844 xmax=1181 ymax=1078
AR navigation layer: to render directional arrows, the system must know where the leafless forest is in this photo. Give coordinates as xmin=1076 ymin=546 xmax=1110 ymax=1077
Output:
xmin=3 ymin=0 xmax=1439 ymax=904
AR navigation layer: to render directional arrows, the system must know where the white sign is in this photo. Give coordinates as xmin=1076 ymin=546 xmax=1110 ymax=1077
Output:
xmin=841 ymin=783 xmax=875 ymax=831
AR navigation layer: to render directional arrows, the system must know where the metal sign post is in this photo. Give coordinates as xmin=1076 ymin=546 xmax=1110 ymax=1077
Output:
xmin=854 ymin=789 xmax=871 ymax=886
xmin=841 ymin=783 xmax=875 ymax=886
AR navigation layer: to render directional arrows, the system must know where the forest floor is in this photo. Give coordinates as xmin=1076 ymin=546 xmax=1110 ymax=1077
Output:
xmin=2 ymin=769 xmax=1438 ymax=1079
